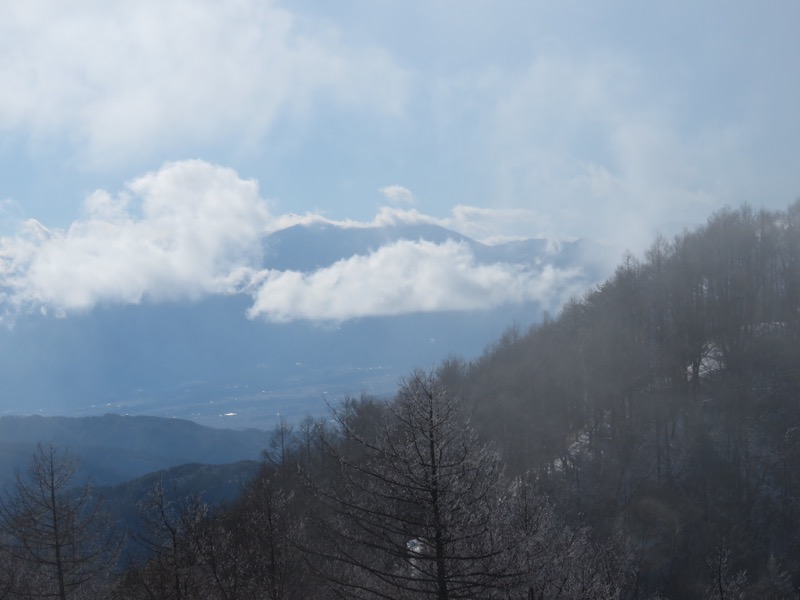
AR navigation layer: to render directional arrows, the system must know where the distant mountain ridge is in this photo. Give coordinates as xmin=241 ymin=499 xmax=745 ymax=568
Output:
xmin=0 ymin=414 xmax=267 ymax=487
xmin=263 ymin=222 xmax=613 ymax=281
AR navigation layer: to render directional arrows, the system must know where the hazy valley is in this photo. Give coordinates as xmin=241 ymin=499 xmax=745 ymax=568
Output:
xmin=0 ymin=222 xmax=616 ymax=430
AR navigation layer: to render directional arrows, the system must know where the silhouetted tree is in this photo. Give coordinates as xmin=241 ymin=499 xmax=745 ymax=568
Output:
xmin=0 ymin=545 xmax=13 ymax=599
xmin=704 ymin=539 xmax=747 ymax=600
xmin=502 ymin=473 xmax=633 ymax=599
xmin=0 ymin=443 xmax=117 ymax=600
xmin=231 ymin=468 xmax=311 ymax=600
xmin=120 ymin=479 xmax=208 ymax=600
xmin=309 ymin=370 xmax=514 ymax=599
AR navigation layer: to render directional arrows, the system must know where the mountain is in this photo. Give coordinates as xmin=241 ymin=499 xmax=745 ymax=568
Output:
xmin=0 ymin=414 xmax=267 ymax=487
xmin=0 ymin=416 xmax=264 ymax=565
xmin=0 ymin=223 xmax=617 ymax=429
xmin=263 ymin=222 xmax=614 ymax=281
xmin=262 ymin=223 xmax=476 ymax=271
xmin=97 ymin=459 xmax=262 ymax=563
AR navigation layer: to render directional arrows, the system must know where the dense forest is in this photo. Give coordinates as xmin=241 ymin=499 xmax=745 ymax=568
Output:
xmin=1 ymin=201 xmax=799 ymax=599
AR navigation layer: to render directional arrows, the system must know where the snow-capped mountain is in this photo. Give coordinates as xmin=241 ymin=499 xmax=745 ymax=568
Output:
xmin=263 ymin=222 xmax=613 ymax=280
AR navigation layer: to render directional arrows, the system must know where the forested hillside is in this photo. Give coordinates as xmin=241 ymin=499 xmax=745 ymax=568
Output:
xmin=1 ymin=202 xmax=798 ymax=599
xmin=452 ymin=201 xmax=800 ymax=597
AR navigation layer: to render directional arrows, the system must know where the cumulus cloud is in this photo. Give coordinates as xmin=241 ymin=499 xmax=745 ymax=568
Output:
xmin=0 ymin=160 xmax=269 ymax=315
xmin=379 ymin=185 xmax=416 ymax=205
xmin=0 ymin=1 xmax=410 ymax=166
xmin=245 ymin=239 xmax=584 ymax=322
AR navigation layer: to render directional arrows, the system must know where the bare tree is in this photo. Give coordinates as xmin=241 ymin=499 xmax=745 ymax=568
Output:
xmin=121 ymin=479 xmax=208 ymax=600
xmin=309 ymin=370 xmax=514 ymax=599
xmin=234 ymin=472 xmax=310 ymax=600
xmin=502 ymin=473 xmax=633 ymax=600
xmin=0 ymin=443 xmax=117 ymax=600
xmin=0 ymin=543 xmax=13 ymax=599
xmin=704 ymin=539 xmax=747 ymax=600
xmin=266 ymin=418 xmax=295 ymax=477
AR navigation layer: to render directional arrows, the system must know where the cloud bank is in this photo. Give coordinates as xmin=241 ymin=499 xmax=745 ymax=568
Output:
xmin=0 ymin=0 xmax=409 ymax=166
xmin=0 ymin=161 xmax=269 ymax=312
xmin=246 ymin=240 xmax=583 ymax=322
xmin=0 ymin=161 xmax=588 ymax=323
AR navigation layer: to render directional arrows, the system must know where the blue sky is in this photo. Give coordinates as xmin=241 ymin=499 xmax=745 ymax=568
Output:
xmin=1 ymin=0 xmax=799 ymax=321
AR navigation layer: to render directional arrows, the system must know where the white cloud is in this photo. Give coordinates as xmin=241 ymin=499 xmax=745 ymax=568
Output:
xmin=246 ymin=239 xmax=584 ymax=322
xmin=265 ymin=206 xmax=440 ymax=233
xmin=379 ymin=185 xmax=416 ymax=205
xmin=0 ymin=160 xmax=269 ymax=315
xmin=0 ymin=1 xmax=410 ymax=166
xmin=0 ymin=161 xmax=591 ymax=323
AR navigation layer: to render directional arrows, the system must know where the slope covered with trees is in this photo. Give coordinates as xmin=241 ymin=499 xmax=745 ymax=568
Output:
xmin=451 ymin=201 xmax=800 ymax=597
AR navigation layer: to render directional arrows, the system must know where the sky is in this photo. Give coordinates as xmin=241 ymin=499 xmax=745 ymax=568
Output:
xmin=1 ymin=0 xmax=799 ymax=322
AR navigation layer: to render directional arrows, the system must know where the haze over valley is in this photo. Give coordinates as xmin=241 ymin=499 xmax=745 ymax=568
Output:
xmin=0 ymin=217 xmax=616 ymax=428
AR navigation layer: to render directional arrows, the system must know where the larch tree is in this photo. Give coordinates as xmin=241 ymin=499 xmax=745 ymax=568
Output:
xmin=0 ymin=443 xmax=117 ymax=600
xmin=308 ymin=370 xmax=515 ymax=599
